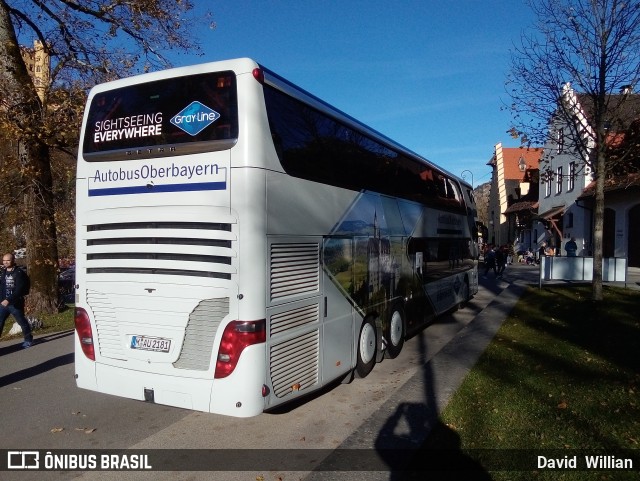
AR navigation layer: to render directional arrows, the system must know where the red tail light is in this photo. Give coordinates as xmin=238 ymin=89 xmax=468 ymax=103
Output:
xmin=252 ymin=67 xmax=264 ymax=84
xmin=74 ymin=307 xmax=95 ymax=361
xmin=214 ymin=320 xmax=266 ymax=379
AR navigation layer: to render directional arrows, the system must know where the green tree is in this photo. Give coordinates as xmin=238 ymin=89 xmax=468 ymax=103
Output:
xmin=507 ymin=0 xmax=640 ymax=301
xmin=0 ymin=0 xmax=213 ymax=313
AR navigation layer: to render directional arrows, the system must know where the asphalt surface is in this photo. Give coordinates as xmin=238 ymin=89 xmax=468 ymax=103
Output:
xmin=2 ymin=262 xmax=638 ymax=481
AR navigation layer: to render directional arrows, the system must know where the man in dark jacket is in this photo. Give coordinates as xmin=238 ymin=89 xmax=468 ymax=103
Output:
xmin=0 ymin=253 xmax=33 ymax=348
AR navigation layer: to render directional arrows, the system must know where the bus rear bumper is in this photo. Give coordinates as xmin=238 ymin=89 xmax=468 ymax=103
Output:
xmin=77 ymin=343 xmax=267 ymax=417
xmin=93 ymin=362 xmax=214 ymax=412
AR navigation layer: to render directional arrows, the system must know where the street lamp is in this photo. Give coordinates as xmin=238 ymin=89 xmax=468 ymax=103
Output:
xmin=461 ymin=169 xmax=474 ymax=188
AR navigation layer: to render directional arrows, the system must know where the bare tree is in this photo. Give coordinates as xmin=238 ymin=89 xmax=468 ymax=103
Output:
xmin=506 ymin=0 xmax=640 ymax=301
xmin=0 ymin=0 xmax=213 ymax=313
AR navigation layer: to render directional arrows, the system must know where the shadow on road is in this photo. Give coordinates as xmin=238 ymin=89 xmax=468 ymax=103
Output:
xmin=0 ymin=329 xmax=73 ymax=357
xmin=0 ymin=352 xmax=74 ymax=388
xmin=373 ymin=317 xmax=492 ymax=480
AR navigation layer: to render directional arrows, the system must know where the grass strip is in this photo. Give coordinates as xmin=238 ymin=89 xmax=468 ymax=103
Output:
xmin=1 ymin=305 xmax=75 ymax=340
xmin=414 ymin=285 xmax=640 ymax=481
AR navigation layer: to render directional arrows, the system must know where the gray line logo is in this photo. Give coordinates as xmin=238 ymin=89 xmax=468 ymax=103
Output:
xmin=170 ymin=101 xmax=220 ymax=136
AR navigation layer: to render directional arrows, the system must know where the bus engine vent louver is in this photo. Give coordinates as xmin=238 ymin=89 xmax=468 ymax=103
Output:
xmin=270 ymin=303 xmax=319 ymax=337
xmin=85 ymin=221 xmax=236 ymax=281
xmin=86 ymin=289 xmax=126 ymax=360
xmin=270 ymin=243 xmax=319 ymax=301
xmin=173 ymin=297 xmax=229 ymax=371
xmin=269 ymin=329 xmax=319 ymax=398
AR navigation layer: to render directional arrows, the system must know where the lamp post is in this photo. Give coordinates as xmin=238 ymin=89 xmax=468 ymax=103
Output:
xmin=461 ymin=169 xmax=474 ymax=188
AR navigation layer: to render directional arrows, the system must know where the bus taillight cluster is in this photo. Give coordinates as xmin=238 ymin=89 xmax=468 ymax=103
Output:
xmin=74 ymin=307 xmax=95 ymax=361
xmin=214 ymin=320 xmax=266 ymax=379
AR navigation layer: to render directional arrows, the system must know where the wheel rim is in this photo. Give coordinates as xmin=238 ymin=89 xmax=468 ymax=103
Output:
xmin=390 ymin=311 xmax=403 ymax=347
xmin=359 ymin=322 xmax=376 ymax=364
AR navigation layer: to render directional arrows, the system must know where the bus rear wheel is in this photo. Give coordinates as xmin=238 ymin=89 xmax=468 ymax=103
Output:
xmin=385 ymin=307 xmax=405 ymax=359
xmin=355 ymin=317 xmax=377 ymax=378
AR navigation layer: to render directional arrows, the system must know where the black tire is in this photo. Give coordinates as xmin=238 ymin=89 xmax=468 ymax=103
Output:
xmin=385 ymin=306 xmax=405 ymax=359
xmin=355 ymin=317 xmax=377 ymax=378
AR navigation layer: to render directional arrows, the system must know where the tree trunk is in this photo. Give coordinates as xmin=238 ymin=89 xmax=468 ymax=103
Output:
xmin=21 ymin=141 xmax=60 ymax=313
xmin=0 ymin=0 xmax=59 ymax=314
xmin=592 ymin=149 xmax=606 ymax=301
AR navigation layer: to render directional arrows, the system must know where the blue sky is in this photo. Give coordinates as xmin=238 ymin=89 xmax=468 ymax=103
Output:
xmin=174 ymin=1 xmax=537 ymax=187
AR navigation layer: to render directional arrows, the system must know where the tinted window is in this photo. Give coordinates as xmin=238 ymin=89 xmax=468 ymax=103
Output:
xmin=264 ymin=85 xmax=464 ymax=213
xmin=83 ymin=71 xmax=238 ymax=161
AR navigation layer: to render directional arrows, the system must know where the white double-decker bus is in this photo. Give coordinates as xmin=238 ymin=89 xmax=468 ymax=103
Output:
xmin=74 ymin=58 xmax=479 ymax=417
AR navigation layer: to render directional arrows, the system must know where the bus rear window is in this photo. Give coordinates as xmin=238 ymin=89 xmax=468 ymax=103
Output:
xmin=83 ymin=71 xmax=238 ymax=161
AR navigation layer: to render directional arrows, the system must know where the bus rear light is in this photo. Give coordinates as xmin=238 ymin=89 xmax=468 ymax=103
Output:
xmin=252 ymin=68 xmax=264 ymax=84
xmin=74 ymin=307 xmax=95 ymax=361
xmin=214 ymin=319 xmax=266 ymax=379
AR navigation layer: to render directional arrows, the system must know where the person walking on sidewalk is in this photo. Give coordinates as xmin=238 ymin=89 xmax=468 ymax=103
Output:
xmin=0 ymin=253 xmax=33 ymax=348
xmin=483 ymin=245 xmax=497 ymax=278
xmin=496 ymin=245 xmax=507 ymax=277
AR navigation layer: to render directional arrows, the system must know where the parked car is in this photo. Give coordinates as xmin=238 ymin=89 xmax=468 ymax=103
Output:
xmin=58 ymin=266 xmax=75 ymax=304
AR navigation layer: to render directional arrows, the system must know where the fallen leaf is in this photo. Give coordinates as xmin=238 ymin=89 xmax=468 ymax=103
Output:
xmin=75 ymin=427 xmax=97 ymax=433
xmin=51 ymin=427 xmax=64 ymax=433
xmin=557 ymin=401 xmax=568 ymax=409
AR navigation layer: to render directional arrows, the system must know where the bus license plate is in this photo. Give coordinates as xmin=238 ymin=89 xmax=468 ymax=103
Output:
xmin=130 ymin=336 xmax=171 ymax=353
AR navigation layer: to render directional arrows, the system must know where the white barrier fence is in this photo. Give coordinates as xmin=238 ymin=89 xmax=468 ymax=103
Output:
xmin=539 ymin=256 xmax=627 ymax=288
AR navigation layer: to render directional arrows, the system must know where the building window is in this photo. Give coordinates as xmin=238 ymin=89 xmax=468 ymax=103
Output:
xmin=568 ymin=162 xmax=576 ymax=191
xmin=556 ymin=166 xmax=563 ymax=194
xmin=557 ymin=128 xmax=564 ymax=154
xmin=566 ymin=212 xmax=574 ymax=228
xmin=545 ymin=177 xmax=552 ymax=197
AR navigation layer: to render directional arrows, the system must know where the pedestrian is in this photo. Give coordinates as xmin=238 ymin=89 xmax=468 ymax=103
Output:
xmin=565 ymin=237 xmax=578 ymax=257
xmin=496 ymin=245 xmax=506 ymax=277
xmin=538 ymin=242 xmax=546 ymax=262
xmin=0 ymin=253 xmax=33 ymax=348
xmin=482 ymin=245 xmax=497 ymax=278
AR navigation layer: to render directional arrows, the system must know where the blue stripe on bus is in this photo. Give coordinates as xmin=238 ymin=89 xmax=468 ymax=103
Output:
xmin=88 ymin=182 xmax=227 ymax=196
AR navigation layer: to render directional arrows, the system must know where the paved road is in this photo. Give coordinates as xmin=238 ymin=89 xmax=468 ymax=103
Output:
xmin=2 ymin=263 xmax=635 ymax=481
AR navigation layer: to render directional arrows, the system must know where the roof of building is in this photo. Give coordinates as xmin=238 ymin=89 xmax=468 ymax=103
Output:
xmin=504 ymin=147 xmax=542 ymax=180
xmin=576 ymin=92 xmax=640 ymax=129
xmin=578 ymin=171 xmax=640 ymax=199
xmin=488 ymin=146 xmax=543 ymax=181
xmin=504 ymin=200 xmax=538 ymax=214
